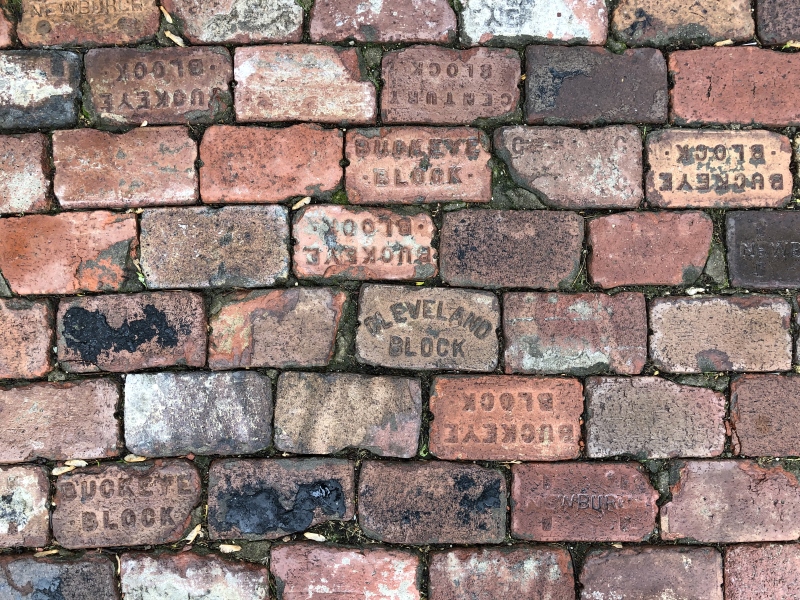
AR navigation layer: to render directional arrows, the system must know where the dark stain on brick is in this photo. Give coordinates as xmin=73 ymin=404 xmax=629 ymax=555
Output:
xmin=696 ymin=349 xmax=733 ymax=372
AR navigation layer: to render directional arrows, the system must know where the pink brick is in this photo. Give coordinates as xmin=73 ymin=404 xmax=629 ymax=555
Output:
xmin=725 ymin=544 xmax=800 ymax=600
xmin=0 ymin=298 xmax=52 ymax=380
xmin=730 ymin=374 xmax=800 ymax=457
xmin=0 ymin=134 xmax=50 ymax=215
xmin=0 ymin=465 xmax=50 ymax=548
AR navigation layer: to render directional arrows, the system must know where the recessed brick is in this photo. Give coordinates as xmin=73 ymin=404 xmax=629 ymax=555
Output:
xmin=0 ymin=11 xmax=12 ymax=48
xmin=0 ymin=211 xmax=137 ymax=295
xmin=649 ymin=296 xmax=792 ymax=373
xmin=0 ymin=134 xmax=50 ymax=215
xmin=730 ymin=374 xmax=800 ymax=457
xmin=725 ymin=544 xmax=800 ymax=600
xmin=495 ymin=125 xmax=643 ymax=209
xmin=209 ymin=288 xmax=345 ymax=370
xmin=359 ymin=461 xmax=506 ymax=544
xmin=0 ymin=465 xmax=49 ymax=548
xmin=429 ymin=375 xmax=582 ymax=461
xmin=504 ymin=292 xmax=647 ymax=375
xmin=52 ymin=459 xmax=201 ymax=549
xmin=356 ymin=284 xmax=500 ymax=371
xmin=727 ymin=211 xmax=800 ymax=288
xmin=200 ymin=124 xmax=342 ymax=204
xmin=0 ymin=554 xmax=118 ymax=599
xmin=526 ymin=46 xmax=667 ymax=125
xmin=208 ymin=458 xmax=355 ymax=540
xmin=140 ymin=206 xmax=289 ymax=289
xmin=757 ymin=0 xmax=800 ymax=45
xmin=0 ymin=298 xmax=53 ymax=380
xmin=381 ymin=46 xmax=520 ymax=124
xmin=57 ymin=292 xmax=207 ymax=373
xmin=511 ymin=462 xmax=658 ymax=542
xmin=0 ymin=379 xmax=120 ymax=463
xmin=234 ymin=45 xmax=376 ymax=125
xmin=124 ymin=371 xmax=272 ymax=457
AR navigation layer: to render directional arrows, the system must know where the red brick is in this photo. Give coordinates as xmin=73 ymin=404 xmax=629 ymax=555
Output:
xmin=504 ymin=292 xmax=647 ymax=375
xmin=0 ymin=10 xmax=12 ymax=48
xmin=0 ymin=298 xmax=52 ymax=380
xmin=511 ymin=462 xmax=658 ymax=542
xmin=0 ymin=465 xmax=49 ymax=548
xmin=730 ymin=374 xmax=800 ymax=457
xmin=57 ymin=292 xmax=206 ymax=373
xmin=200 ymin=124 xmax=342 ymax=204
xmin=429 ymin=375 xmax=582 ymax=461
xmin=53 ymin=127 xmax=197 ymax=210
xmin=757 ymin=0 xmax=800 ymax=45
xmin=0 ymin=211 xmax=137 ymax=295
xmin=725 ymin=544 xmax=800 ymax=600
xmin=0 ymin=134 xmax=50 ymax=215
xmin=234 ymin=45 xmax=376 ymax=125
xmin=0 ymin=553 xmax=118 ymax=599
xmin=670 ymin=47 xmax=800 ymax=126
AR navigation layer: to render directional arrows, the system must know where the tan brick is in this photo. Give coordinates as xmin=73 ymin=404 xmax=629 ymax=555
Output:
xmin=0 ymin=465 xmax=49 ymax=548
xmin=725 ymin=544 xmax=800 ymax=600
xmin=0 ymin=554 xmax=118 ymax=599
xmin=0 ymin=134 xmax=50 ymax=215
xmin=730 ymin=374 xmax=800 ymax=457
xmin=0 ymin=299 xmax=53 ymax=380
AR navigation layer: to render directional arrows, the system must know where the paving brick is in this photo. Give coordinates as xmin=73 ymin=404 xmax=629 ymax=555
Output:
xmin=140 ymin=206 xmax=289 ymax=288
xmin=671 ymin=47 xmax=800 ymax=126
xmin=495 ymin=125 xmax=643 ymax=209
xmin=429 ymin=375 xmax=582 ymax=461
xmin=275 ymin=372 xmax=421 ymax=457
xmin=271 ymin=544 xmax=421 ymax=600
xmin=52 ymin=459 xmax=201 ymax=549
xmin=381 ymin=46 xmax=520 ymax=124
xmin=294 ymin=205 xmax=437 ymax=280
xmin=208 ymin=458 xmax=355 ymax=540
xmin=661 ymin=460 xmax=800 ymax=543
xmin=757 ymin=0 xmax=800 ymax=45
xmin=200 ymin=124 xmax=342 ymax=204
xmin=646 ymin=129 xmax=792 ymax=208
xmin=429 ymin=546 xmax=575 ymax=600
xmin=209 ymin=288 xmax=345 ymax=370
xmin=0 ymin=211 xmax=137 ymax=295
xmin=511 ymin=462 xmax=658 ymax=542
xmin=0 ymin=50 xmax=81 ymax=130
xmin=0 ymin=554 xmax=118 ymax=600
xmin=526 ymin=46 xmax=667 ymax=125
xmin=0 ymin=465 xmax=49 ymax=548
xmin=124 ymin=371 xmax=272 ymax=457
xmin=0 ymin=298 xmax=52 ymax=380
xmin=359 ymin=461 xmax=506 ymax=544
xmin=0 ymin=134 xmax=50 ymax=215
xmin=725 ymin=544 xmax=800 ymax=600
xmin=356 ymin=284 xmax=500 ymax=371
xmin=0 ymin=10 xmax=12 ymax=48
xmin=727 ymin=211 xmax=800 ymax=289
xmin=588 ymin=211 xmax=713 ymax=287
xmin=0 ymin=379 xmax=120 ymax=463
xmin=52 ymin=127 xmax=197 ymax=210
xmin=649 ymin=296 xmax=792 ymax=373
xmin=730 ymin=374 xmax=800 ymax=457
xmin=57 ymin=292 xmax=206 ymax=373
xmin=504 ymin=292 xmax=647 ymax=375
xmin=234 ymin=45 xmax=376 ymax=125
xmin=84 ymin=47 xmax=233 ymax=126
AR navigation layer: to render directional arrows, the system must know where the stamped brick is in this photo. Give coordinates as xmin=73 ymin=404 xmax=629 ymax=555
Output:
xmin=725 ymin=544 xmax=800 ymax=600
xmin=511 ymin=462 xmax=658 ymax=542
xmin=57 ymin=292 xmax=206 ymax=373
xmin=209 ymin=288 xmax=345 ymax=370
xmin=504 ymin=292 xmax=647 ymax=375
xmin=0 ymin=299 xmax=52 ymax=380
xmin=356 ymin=284 xmax=500 ymax=371
xmin=359 ymin=461 xmax=506 ymax=544
xmin=140 ymin=206 xmax=289 ymax=288
xmin=429 ymin=375 xmax=582 ymax=461
xmin=727 ymin=211 xmax=800 ymax=288
xmin=125 ymin=371 xmax=272 ymax=457
xmin=275 ymin=372 xmax=421 ymax=457
xmin=649 ymin=296 xmax=792 ymax=373
xmin=0 ymin=10 xmax=12 ymax=48
xmin=730 ymin=374 xmax=800 ymax=457
xmin=646 ymin=129 xmax=792 ymax=208
xmin=234 ymin=45 xmax=376 ymax=125
xmin=0 ymin=554 xmax=118 ymax=599
xmin=495 ymin=125 xmax=643 ymax=209
xmin=84 ymin=47 xmax=233 ymax=126
xmin=0 ymin=466 xmax=49 ymax=548
xmin=757 ymin=0 xmax=800 ymax=45
xmin=381 ymin=46 xmax=520 ymax=124
xmin=0 ymin=134 xmax=50 ymax=215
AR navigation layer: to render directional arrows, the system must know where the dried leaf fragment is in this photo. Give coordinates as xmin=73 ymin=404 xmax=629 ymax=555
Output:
xmin=304 ymin=532 xmax=326 ymax=542
xmin=165 ymin=30 xmax=185 ymax=47
xmin=52 ymin=466 xmax=75 ymax=476
xmin=219 ymin=544 xmax=242 ymax=553
xmin=124 ymin=454 xmax=147 ymax=463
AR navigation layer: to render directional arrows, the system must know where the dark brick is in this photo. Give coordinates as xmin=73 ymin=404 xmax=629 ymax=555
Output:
xmin=0 ymin=554 xmax=118 ymax=599
xmin=730 ymin=374 xmax=800 ymax=457
xmin=757 ymin=0 xmax=800 ymax=45
xmin=727 ymin=211 xmax=800 ymax=289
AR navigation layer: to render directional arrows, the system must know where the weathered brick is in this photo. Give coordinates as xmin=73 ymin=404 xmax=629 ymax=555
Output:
xmin=0 ymin=211 xmax=137 ymax=295
xmin=588 ymin=211 xmax=713 ymax=287
xmin=0 ymin=10 xmax=12 ymax=48
xmin=140 ymin=206 xmax=289 ymax=288
xmin=208 ymin=458 xmax=354 ymax=540
xmin=0 ymin=554 xmax=118 ymax=599
xmin=725 ymin=544 xmax=800 ymax=600
xmin=730 ymin=374 xmax=800 ymax=457
xmin=511 ymin=462 xmax=658 ymax=542
xmin=646 ymin=129 xmax=792 ymax=208
xmin=52 ymin=127 xmax=197 ymax=209
xmin=0 ymin=134 xmax=50 ymax=215
xmin=0 ymin=298 xmax=52 ymax=380
xmin=0 ymin=465 xmax=49 ymax=548
xmin=649 ymin=296 xmax=792 ymax=373
xmin=495 ymin=125 xmax=643 ymax=209
xmin=757 ymin=0 xmax=800 ymax=45
xmin=200 ymin=124 xmax=342 ymax=204
xmin=293 ymin=205 xmax=437 ymax=280
xmin=356 ymin=284 xmax=500 ymax=371
xmin=359 ymin=461 xmax=506 ymax=544
xmin=84 ymin=47 xmax=233 ymax=126
xmin=661 ymin=460 xmax=800 ymax=542
xmin=504 ymin=292 xmax=647 ymax=375
xmin=0 ymin=379 xmax=120 ymax=463
xmin=381 ymin=46 xmax=520 ymax=124
xmin=57 ymin=292 xmax=206 ymax=373
xmin=727 ymin=211 xmax=800 ymax=288
xmin=429 ymin=375 xmax=582 ymax=461
xmin=234 ymin=45 xmax=376 ymax=125
xmin=275 ymin=372 xmax=421 ymax=457
xmin=52 ymin=459 xmax=201 ymax=549
xmin=526 ymin=46 xmax=667 ymax=125
xmin=124 ymin=371 xmax=272 ymax=457
xmin=209 ymin=288 xmax=345 ymax=370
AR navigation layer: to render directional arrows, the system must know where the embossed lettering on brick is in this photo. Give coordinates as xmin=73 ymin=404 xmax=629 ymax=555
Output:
xmin=0 ymin=299 xmax=53 ymax=380
xmin=727 ymin=211 xmax=800 ymax=288
xmin=0 ymin=466 xmax=49 ymax=548
xmin=725 ymin=544 xmax=800 ymax=599
xmin=730 ymin=374 xmax=800 ymax=457
xmin=0 ymin=134 xmax=50 ymax=215
xmin=0 ymin=554 xmax=118 ymax=600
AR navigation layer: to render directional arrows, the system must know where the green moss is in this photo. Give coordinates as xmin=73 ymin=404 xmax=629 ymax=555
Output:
xmin=331 ymin=190 xmax=349 ymax=205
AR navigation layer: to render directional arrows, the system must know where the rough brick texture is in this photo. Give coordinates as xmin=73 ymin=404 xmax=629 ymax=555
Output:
xmin=0 ymin=299 xmax=53 ymax=380
xmin=0 ymin=134 xmax=50 ymax=215
xmin=0 ymin=11 xmax=12 ymax=48
xmin=0 ymin=465 xmax=50 ymax=548
xmin=730 ymin=374 xmax=800 ymax=457
xmin=757 ymin=0 xmax=800 ymax=45
xmin=0 ymin=554 xmax=118 ymax=599
xmin=726 ymin=211 xmax=800 ymax=289
xmin=725 ymin=544 xmax=800 ymax=600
